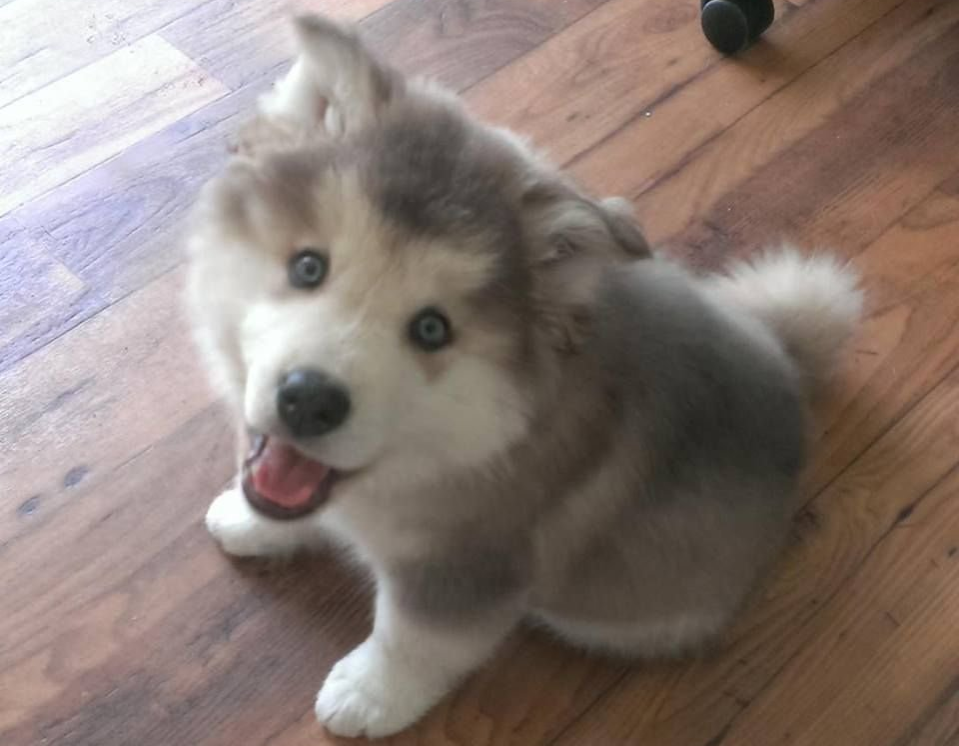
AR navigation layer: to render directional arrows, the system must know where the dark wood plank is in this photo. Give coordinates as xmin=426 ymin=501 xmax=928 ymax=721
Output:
xmin=713 ymin=467 xmax=959 ymax=746
xmin=895 ymin=681 xmax=959 ymax=746
xmin=0 ymin=407 xmax=369 ymax=746
xmin=570 ymin=0 xmax=952 ymax=211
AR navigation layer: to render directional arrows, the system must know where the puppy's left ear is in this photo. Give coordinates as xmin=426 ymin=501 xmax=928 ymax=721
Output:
xmin=258 ymin=14 xmax=399 ymax=137
xmin=523 ymin=184 xmax=651 ymax=353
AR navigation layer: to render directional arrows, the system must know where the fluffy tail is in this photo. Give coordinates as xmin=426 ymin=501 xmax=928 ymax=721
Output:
xmin=710 ymin=249 xmax=864 ymax=393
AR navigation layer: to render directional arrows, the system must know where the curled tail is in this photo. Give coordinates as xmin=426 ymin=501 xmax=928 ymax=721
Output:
xmin=710 ymin=249 xmax=864 ymax=393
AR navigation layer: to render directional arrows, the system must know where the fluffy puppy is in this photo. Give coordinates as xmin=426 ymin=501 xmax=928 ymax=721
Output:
xmin=186 ymin=15 xmax=862 ymax=738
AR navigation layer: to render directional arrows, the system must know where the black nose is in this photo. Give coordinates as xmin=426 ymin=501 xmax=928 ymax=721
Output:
xmin=277 ymin=369 xmax=351 ymax=438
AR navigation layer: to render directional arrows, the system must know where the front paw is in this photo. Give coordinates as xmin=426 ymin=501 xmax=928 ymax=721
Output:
xmin=315 ymin=640 xmax=443 ymax=738
xmin=205 ymin=486 xmax=285 ymax=557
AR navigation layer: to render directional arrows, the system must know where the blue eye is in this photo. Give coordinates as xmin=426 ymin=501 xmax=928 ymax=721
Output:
xmin=288 ymin=249 xmax=328 ymax=289
xmin=409 ymin=308 xmax=453 ymax=352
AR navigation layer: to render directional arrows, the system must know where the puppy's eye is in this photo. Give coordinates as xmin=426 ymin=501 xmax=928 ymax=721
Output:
xmin=288 ymin=249 xmax=328 ymax=289
xmin=409 ymin=308 xmax=453 ymax=352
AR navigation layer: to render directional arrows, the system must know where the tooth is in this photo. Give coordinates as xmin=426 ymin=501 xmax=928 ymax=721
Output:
xmin=247 ymin=433 xmax=266 ymax=460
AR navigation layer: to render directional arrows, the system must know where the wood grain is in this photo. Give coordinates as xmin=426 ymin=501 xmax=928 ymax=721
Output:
xmin=571 ymin=0 xmax=954 ymax=217
xmin=0 ymin=218 xmax=105 ymax=371
xmin=159 ymin=0 xmax=392 ymax=91
xmin=721 ymin=466 xmax=959 ymax=743
xmin=0 ymin=0 xmax=207 ymax=109
xmin=552 ymin=348 xmax=959 ymax=746
xmin=2 ymin=0 xmax=959 ymax=744
xmin=4 ymin=84 xmax=262 ymax=305
xmin=0 ymin=268 xmax=212 ymax=543
xmin=0 ymin=34 xmax=228 ymax=216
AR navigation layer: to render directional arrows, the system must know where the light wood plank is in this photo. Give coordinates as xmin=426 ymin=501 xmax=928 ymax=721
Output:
xmin=0 ymin=0 xmax=207 ymax=108
xmin=0 ymin=34 xmax=229 ymax=216
xmin=159 ymin=0 xmax=391 ymax=90
xmin=5 ymin=84 xmax=262 ymax=305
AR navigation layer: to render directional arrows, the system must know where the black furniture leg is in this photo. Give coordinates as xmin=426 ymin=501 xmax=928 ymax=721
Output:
xmin=700 ymin=0 xmax=775 ymax=54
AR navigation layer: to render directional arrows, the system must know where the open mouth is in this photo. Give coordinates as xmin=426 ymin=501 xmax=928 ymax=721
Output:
xmin=241 ymin=434 xmax=339 ymax=520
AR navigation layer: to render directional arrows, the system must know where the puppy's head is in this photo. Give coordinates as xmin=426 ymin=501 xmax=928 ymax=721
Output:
xmin=187 ymin=15 xmax=649 ymax=517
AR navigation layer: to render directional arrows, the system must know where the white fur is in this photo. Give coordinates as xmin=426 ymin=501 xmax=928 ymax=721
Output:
xmin=205 ymin=485 xmax=325 ymax=556
xmin=315 ymin=585 xmax=507 ymax=737
xmin=707 ymin=248 xmax=863 ymax=389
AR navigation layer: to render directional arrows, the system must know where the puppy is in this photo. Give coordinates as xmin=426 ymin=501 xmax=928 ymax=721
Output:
xmin=186 ymin=15 xmax=862 ymax=738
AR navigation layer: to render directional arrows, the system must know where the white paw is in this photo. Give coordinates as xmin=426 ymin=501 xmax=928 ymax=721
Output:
xmin=205 ymin=486 xmax=288 ymax=557
xmin=315 ymin=640 xmax=442 ymax=738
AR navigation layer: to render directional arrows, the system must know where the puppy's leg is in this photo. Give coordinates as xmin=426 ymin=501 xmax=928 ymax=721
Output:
xmin=205 ymin=482 xmax=324 ymax=557
xmin=316 ymin=582 xmax=521 ymax=738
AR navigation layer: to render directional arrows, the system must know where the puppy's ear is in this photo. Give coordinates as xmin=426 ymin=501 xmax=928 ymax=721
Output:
xmin=523 ymin=184 xmax=651 ymax=353
xmin=258 ymin=14 xmax=399 ymax=137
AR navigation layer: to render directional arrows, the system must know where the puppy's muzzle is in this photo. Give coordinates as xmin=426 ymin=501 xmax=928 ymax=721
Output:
xmin=277 ymin=368 xmax=352 ymax=438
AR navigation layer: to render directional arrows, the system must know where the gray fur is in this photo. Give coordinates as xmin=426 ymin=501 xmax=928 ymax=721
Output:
xmin=191 ymin=15 xmax=861 ymax=735
xmin=388 ymin=259 xmax=805 ymax=645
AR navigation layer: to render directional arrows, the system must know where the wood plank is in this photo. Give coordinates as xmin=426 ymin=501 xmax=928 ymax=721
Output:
xmin=0 ymin=268 xmax=213 ymax=545
xmin=159 ymin=0 xmax=392 ymax=91
xmin=5 ymin=83 xmax=263 ymax=305
xmin=465 ymin=0 xmax=709 ymax=166
xmin=469 ymin=0 xmax=909 ymax=171
xmin=712 ymin=468 xmax=959 ymax=746
xmin=551 ymin=351 xmax=959 ymax=746
xmin=804 ymin=178 xmax=959 ymax=497
xmin=579 ymin=0 xmax=958 ymax=244
xmin=0 ymin=0 xmax=211 ymax=109
xmin=162 ymin=0 xmax=607 ymax=93
xmin=0 ymin=34 xmax=229 ymax=216
xmin=0 ymin=218 xmax=105 ymax=371
xmin=0 ymin=408 xmax=369 ymax=746
xmin=895 ymin=683 xmax=959 ymax=746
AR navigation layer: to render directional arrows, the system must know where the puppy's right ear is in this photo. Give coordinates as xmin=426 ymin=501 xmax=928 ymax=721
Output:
xmin=259 ymin=14 xmax=399 ymax=137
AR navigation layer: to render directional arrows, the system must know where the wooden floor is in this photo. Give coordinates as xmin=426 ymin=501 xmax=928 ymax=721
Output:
xmin=2 ymin=0 xmax=958 ymax=743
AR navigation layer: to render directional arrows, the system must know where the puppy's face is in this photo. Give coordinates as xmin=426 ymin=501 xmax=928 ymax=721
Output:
xmin=187 ymin=16 xmax=649 ymax=515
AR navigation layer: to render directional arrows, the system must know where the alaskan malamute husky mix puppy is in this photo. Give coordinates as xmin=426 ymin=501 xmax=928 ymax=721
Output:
xmin=187 ymin=14 xmax=862 ymax=738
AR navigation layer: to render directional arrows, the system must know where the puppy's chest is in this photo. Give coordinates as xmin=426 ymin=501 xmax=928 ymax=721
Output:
xmin=320 ymin=491 xmax=442 ymax=569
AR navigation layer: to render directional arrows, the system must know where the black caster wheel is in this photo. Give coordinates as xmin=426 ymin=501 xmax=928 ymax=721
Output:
xmin=700 ymin=0 xmax=775 ymax=55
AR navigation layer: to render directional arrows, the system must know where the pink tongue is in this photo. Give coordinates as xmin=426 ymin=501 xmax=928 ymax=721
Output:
xmin=251 ymin=440 xmax=330 ymax=509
